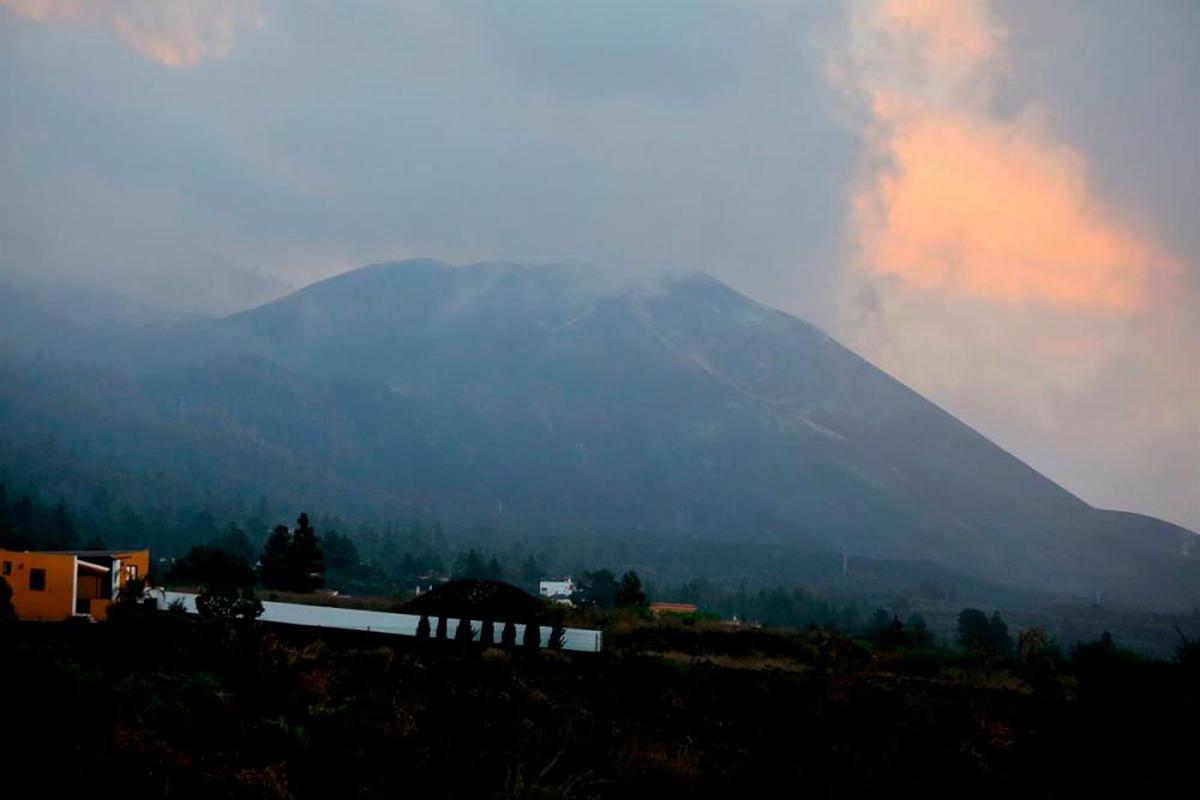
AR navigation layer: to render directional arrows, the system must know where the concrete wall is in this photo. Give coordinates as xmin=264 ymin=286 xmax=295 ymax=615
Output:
xmin=155 ymin=590 xmax=603 ymax=652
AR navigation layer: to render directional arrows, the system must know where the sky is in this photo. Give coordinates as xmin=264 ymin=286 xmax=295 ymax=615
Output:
xmin=1 ymin=0 xmax=1197 ymax=530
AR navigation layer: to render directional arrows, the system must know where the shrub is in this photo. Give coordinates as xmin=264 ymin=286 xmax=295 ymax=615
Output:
xmin=0 ymin=576 xmax=16 ymax=623
xmin=500 ymin=621 xmax=517 ymax=650
xmin=196 ymin=587 xmax=264 ymax=621
xmin=522 ymin=622 xmax=540 ymax=651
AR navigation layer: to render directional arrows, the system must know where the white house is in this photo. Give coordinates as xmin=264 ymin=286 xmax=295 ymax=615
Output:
xmin=538 ymin=577 xmax=575 ymax=600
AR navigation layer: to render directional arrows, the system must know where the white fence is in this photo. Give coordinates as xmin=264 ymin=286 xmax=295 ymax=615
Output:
xmin=153 ymin=590 xmax=602 ymax=653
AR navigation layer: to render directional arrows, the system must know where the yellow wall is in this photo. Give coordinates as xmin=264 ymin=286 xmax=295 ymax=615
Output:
xmin=77 ymin=574 xmax=102 ymax=600
xmin=113 ymin=550 xmax=151 ymax=590
xmin=0 ymin=549 xmax=76 ymax=621
xmin=0 ymin=548 xmax=152 ymax=621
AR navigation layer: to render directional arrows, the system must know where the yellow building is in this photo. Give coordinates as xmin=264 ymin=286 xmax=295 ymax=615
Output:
xmin=0 ymin=548 xmax=150 ymax=621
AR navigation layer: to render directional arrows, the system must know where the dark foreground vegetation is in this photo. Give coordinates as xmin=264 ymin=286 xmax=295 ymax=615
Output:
xmin=2 ymin=608 xmax=1195 ymax=798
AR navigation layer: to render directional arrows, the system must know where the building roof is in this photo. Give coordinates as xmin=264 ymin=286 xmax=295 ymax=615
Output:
xmin=649 ymin=602 xmax=699 ymax=613
xmin=34 ymin=549 xmax=147 ymax=557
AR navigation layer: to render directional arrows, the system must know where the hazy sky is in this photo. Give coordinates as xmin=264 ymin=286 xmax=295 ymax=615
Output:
xmin=1 ymin=0 xmax=1197 ymax=529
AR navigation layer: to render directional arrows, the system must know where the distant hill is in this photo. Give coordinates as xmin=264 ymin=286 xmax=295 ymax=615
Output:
xmin=1 ymin=259 xmax=1195 ymax=610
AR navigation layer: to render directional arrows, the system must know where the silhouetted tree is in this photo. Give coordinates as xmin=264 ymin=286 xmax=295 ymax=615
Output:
xmin=957 ymin=608 xmax=991 ymax=653
xmin=289 ymin=513 xmax=324 ymax=592
xmin=454 ymin=549 xmax=488 ymax=580
xmin=575 ymin=569 xmax=618 ymax=608
xmin=486 ymin=556 xmax=504 ymax=581
xmin=522 ymin=622 xmax=540 ymax=651
xmin=1017 ymin=627 xmax=1060 ymax=694
xmin=519 ymin=555 xmax=543 ymax=590
xmin=867 ymin=608 xmax=892 ymax=637
xmin=500 ymin=620 xmax=517 ymax=650
xmin=186 ymin=509 xmax=219 ymax=545
xmin=435 ymin=615 xmax=448 ymax=640
xmin=989 ymin=611 xmax=1014 ymax=658
xmin=259 ymin=525 xmax=293 ymax=590
xmin=479 ymin=619 xmax=495 ymax=646
xmin=615 ymin=570 xmax=647 ymax=609
xmin=869 ymin=613 xmax=912 ymax=649
xmin=215 ymin=522 xmax=256 ymax=565
xmin=0 ymin=575 xmax=16 ymax=623
xmin=549 ymin=618 xmax=565 ymax=650
xmin=166 ymin=546 xmax=256 ymax=592
xmin=322 ymin=530 xmax=361 ymax=575
xmin=906 ymin=613 xmax=935 ymax=648
xmin=416 ymin=614 xmax=431 ymax=639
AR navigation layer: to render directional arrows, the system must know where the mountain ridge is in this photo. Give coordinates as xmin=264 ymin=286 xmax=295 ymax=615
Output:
xmin=0 ymin=259 xmax=1195 ymax=609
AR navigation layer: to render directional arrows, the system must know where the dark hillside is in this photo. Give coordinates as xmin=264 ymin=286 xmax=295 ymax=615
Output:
xmin=1 ymin=260 xmax=1195 ymax=610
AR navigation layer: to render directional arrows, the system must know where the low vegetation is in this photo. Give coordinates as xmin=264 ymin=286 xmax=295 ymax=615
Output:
xmin=2 ymin=606 xmax=1195 ymax=798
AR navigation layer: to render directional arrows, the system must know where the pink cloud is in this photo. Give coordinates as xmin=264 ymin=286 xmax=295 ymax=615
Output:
xmin=836 ymin=0 xmax=1180 ymax=312
xmin=828 ymin=0 xmax=1199 ymax=523
xmin=1 ymin=0 xmax=263 ymax=68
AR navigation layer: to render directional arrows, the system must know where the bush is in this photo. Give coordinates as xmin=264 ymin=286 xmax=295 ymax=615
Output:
xmin=500 ymin=621 xmax=517 ymax=650
xmin=166 ymin=546 xmax=256 ymax=592
xmin=196 ymin=587 xmax=264 ymax=621
xmin=0 ymin=576 xmax=16 ymax=623
xmin=549 ymin=618 xmax=565 ymax=650
xmin=522 ymin=622 xmax=540 ymax=651
xmin=454 ymin=617 xmax=475 ymax=645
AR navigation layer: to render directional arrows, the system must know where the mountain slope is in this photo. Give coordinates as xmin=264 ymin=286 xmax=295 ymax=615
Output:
xmin=1 ymin=259 xmax=1195 ymax=609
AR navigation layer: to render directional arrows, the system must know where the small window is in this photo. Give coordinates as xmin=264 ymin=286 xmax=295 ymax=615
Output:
xmin=29 ymin=568 xmax=46 ymax=591
xmin=1 ymin=560 xmax=10 ymax=576
xmin=125 ymin=564 xmax=138 ymax=581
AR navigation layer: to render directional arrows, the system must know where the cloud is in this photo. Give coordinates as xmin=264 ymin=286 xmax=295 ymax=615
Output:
xmin=834 ymin=0 xmax=1180 ymax=312
xmin=828 ymin=0 xmax=1199 ymax=526
xmin=1 ymin=0 xmax=263 ymax=67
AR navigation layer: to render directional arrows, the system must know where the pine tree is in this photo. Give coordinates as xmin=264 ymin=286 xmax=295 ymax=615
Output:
xmin=455 ymin=548 xmax=487 ymax=579
xmin=289 ymin=513 xmax=325 ymax=592
xmin=322 ymin=530 xmax=361 ymax=575
xmin=906 ymin=613 xmax=934 ymax=648
xmin=549 ymin=618 xmax=565 ymax=650
xmin=957 ymin=608 xmax=991 ymax=653
xmin=259 ymin=525 xmax=293 ymax=590
xmin=522 ymin=622 xmax=541 ymax=651
xmin=615 ymin=570 xmax=647 ymax=609
xmin=486 ymin=556 xmax=504 ymax=581
xmin=500 ymin=620 xmax=517 ymax=649
xmin=988 ymin=611 xmax=1014 ymax=658
xmin=519 ymin=555 xmax=543 ymax=591
xmin=576 ymin=570 xmax=618 ymax=608
xmin=217 ymin=522 xmax=256 ymax=564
